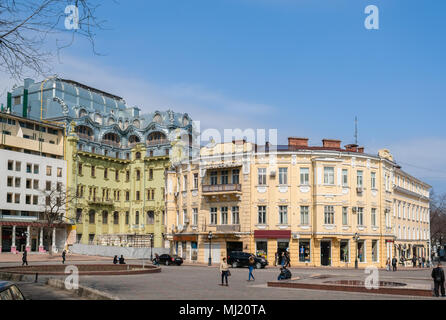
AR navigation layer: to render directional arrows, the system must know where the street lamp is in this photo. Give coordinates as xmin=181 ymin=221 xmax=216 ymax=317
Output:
xmin=150 ymin=233 xmax=154 ymax=261
xmin=353 ymin=232 xmax=360 ymax=269
xmin=208 ymin=231 xmax=213 ymax=266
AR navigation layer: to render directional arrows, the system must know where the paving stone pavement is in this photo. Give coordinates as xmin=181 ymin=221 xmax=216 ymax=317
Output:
xmin=16 ymin=281 xmax=86 ymax=300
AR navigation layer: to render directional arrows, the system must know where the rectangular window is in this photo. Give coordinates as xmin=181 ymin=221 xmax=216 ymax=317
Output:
xmin=34 ymin=164 xmax=39 ymax=174
xmin=33 ymin=195 xmax=38 ymax=205
xmin=299 ymin=240 xmax=311 ymax=262
xmin=371 ymin=208 xmax=377 ymax=227
xmin=57 ymin=167 xmax=62 ymax=178
xmin=7 ymin=177 xmax=14 ymax=187
xmin=183 ymin=209 xmax=187 ymax=225
xmin=15 ymin=161 xmax=21 ymax=172
xmin=210 ymin=207 xmax=217 ymax=225
xmin=279 ymin=167 xmax=288 ymax=185
xmin=221 ymin=170 xmax=228 ymax=185
xmin=324 ymin=206 xmax=334 ymax=225
xmin=357 ymin=170 xmax=363 ymax=188
xmin=126 ymin=191 xmax=130 ymax=201
xmin=193 ymin=208 xmax=198 ymax=225
xmin=125 ymin=212 xmax=129 ymax=225
xmin=221 ymin=207 xmax=228 ymax=224
xmin=56 ymin=182 xmax=62 ymax=192
xmin=300 ymin=206 xmax=309 ymax=225
xmin=258 ymin=168 xmax=266 ymax=185
xmin=371 ymin=172 xmax=376 ymax=189
xmin=15 ymin=177 xmax=20 ymax=187
xmin=324 ymin=167 xmax=334 ymax=185
xmin=26 ymin=163 xmax=32 ymax=173
xmin=7 ymin=193 xmax=12 ymax=203
xmin=256 ymin=241 xmax=268 ymax=259
xmin=114 ymin=170 xmax=119 ymax=181
xmin=279 ymin=206 xmax=288 ymax=224
xmin=258 ymin=206 xmax=266 ymax=224
xmin=149 ymin=169 xmax=153 ymax=180
xmin=26 ymin=195 xmax=31 ymax=205
xmin=126 ymin=170 xmax=130 ymax=182
xmin=300 ymin=168 xmax=309 ymax=185
xmin=183 ymin=175 xmax=188 ymax=191
xmin=136 ymin=170 xmax=140 ymax=181
xmin=232 ymin=169 xmax=240 ymax=184
xmin=136 ymin=191 xmax=140 ymax=201
xmin=193 ymin=173 xmax=199 ymax=189
xmin=210 ymin=171 xmax=218 ymax=185
xmin=372 ymin=240 xmax=378 ymax=262
xmin=357 ymin=207 xmax=364 ymax=226
xmin=104 ymin=168 xmax=108 ymax=179
xmin=46 ymin=181 xmax=51 ymax=191
xmin=342 ymin=169 xmax=348 ymax=186
xmin=8 ymin=160 xmax=14 ymax=171
xmin=14 ymin=194 xmax=20 ymax=204
xmin=342 ymin=207 xmax=348 ymax=225
xmin=340 ymin=240 xmax=349 ymax=263
xmin=232 ymin=206 xmax=239 ymax=225
xmin=103 ymin=212 xmax=108 ymax=224
xmin=46 ymin=166 xmax=52 ymax=176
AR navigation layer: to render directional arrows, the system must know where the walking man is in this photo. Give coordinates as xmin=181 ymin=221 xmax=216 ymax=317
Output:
xmin=62 ymin=250 xmax=66 ymax=264
xmin=431 ymin=261 xmax=445 ymax=297
xmin=22 ymin=250 xmax=28 ymax=266
xmin=248 ymin=255 xmax=255 ymax=281
xmin=220 ymin=257 xmax=229 ymax=286
xmin=392 ymin=256 xmax=397 ymax=272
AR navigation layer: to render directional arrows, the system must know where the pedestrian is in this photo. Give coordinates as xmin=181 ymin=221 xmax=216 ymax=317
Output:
xmin=277 ymin=266 xmax=292 ymax=280
xmin=418 ymin=256 xmax=422 ymax=268
xmin=422 ymin=256 xmax=426 ymax=268
xmin=62 ymin=250 xmax=66 ymax=264
xmin=113 ymin=255 xmax=118 ymax=264
xmin=248 ymin=255 xmax=255 ymax=281
xmin=22 ymin=250 xmax=28 ymax=266
xmin=154 ymin=253 xmax=160 ymax=266
xmin=412 ymin=256 xmax=417 ymax=268
xmin=386 ymin=258 xmax=391 ymax=271
xmin=274 ymin=251 xmax=278 ymax=267
xmin=119 ymin=255 xmax=126 ymax=264
xmin=431 ymin=261 xmax=445 ymax=297
xmin=392 ymin=256 xmax=397 ymax=272
xmin=281 ymin=252 xmax=285 ymax=267
xmin=220 ymin=257 xmax=229 ymax=286
xmin=285 ymin=251 xmax=291 ymax=268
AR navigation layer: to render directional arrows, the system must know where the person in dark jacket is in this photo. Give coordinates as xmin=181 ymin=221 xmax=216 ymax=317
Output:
xmin=431 ymin=262 xmax=445 ymax=297
xmin=62 ymin=250 xmax=66 ymax=264
xmin=277 ymin=266 xmax=292 ymax=280
xmin=412 ymin=256 xmax=417 ymax=268
xmin=22 ymin=251 xmax=28 ymax=266
xmin=248 ymin=255 xmax=256 ymax=281
xmin=118 ymin=255 xmax=126 ymax=264
xmin=113 ymin=255 xmax=118 ymax=264
xmin=392 ymin=256 xmax=397 ymax=272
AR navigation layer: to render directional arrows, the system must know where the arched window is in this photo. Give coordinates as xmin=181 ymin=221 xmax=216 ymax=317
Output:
xmin=147 ymin=132 xmax=167 ymax=145
xmin=94 ymin=113 xmax=102 ymax=124
xmin=113 ymin=212 xmax=119 ymax=225
xmin=133 ymin=119 xmax=140 ymax=128
xmin=74 ymin=125 xmax=93 ymax=140
xmin=135 ymin=152 xmax=141 ymax=160
xmin=128 ymin=135 xmax=140 ymax=147
xmin=107 ymin=117 xmax=115 ymax=126
xmin=102 ymin=211 xmax=108 ymax=224
xmin=79 ymin=109 xmax=88 ymax=118
xmin=147 ymin=211 xmax=154 ymax=224
xmin=102 ymin=132 xmax=121 ymax=147
xmin=89 ymin=210 xmax=95 ymax=224
xmin=135 ymin=211 xmax=140 ymax=225
xmin=153 ymin=114 xmax=162 ymax=123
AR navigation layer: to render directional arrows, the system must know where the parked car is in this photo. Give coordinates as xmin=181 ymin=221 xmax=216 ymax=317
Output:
xmin=158 ymin=254 xmax=184 ymax=266
xmin=227 ymin=251 xmax=268 ymax=269
xmin=0 ymin=281 xmax=26 ymax=300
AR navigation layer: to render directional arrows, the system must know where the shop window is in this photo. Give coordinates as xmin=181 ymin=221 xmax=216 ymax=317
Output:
xmin=372 ymin=240 xmax=378 ymax=262
xmin=340 ymin=240 xmax=349 ymax=263
xmin=357 ymin=240 xmax=365 ymax=262
xmin=256 ymin=241 xmax=268 ymax=260
xmin=299 ymin=240 xmax=311 ymax=262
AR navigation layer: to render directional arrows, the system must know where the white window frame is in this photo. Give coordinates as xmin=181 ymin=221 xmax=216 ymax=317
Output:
xmin=324 ymin=167 xmax=334 ymax=185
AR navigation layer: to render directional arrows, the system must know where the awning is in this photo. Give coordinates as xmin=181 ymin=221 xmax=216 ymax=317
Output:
xmin=0 ymin=221 xmax=68 ymax=228
xmin=254 ymin=230 xmax=291 ymax=239
xmin=173 ymin=235 xmax=198 ymax=242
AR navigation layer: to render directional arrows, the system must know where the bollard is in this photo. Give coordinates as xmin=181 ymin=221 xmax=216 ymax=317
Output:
xmin=35 ymin=273 xmax=38 ymax=283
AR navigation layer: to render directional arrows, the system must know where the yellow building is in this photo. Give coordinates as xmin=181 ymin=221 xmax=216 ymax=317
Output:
xmin=166 ymin=138 xmax=431 ymax=268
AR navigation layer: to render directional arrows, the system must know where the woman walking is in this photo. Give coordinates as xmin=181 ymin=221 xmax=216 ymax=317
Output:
xmin=220 ymin=257 xmax=229 ymax=286
xmin=248 ymin=255 xmax=256 ymax=281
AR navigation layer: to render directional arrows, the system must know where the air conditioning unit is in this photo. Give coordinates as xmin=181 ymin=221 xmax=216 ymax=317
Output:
xmin=184 ymin=217 xmax=190 ymax=224
xmin=174 ymin=192 xmax=179 ymax=197
xmin=292 ymin=233 xmax=300 ymax=239
xmin=352 ymin=207 xmax=357 ymax=214
xmin=356 ymin=187 xmax=363 ymax=193
xmin=269 ymin=169 xmax=276 ymax=176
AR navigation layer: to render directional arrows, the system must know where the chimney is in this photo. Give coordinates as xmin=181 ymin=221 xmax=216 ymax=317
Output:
xmin=322 ymin=139 xmax=341 ymax=149
xmin=357 ymin=147 xmax=364 ymax=153
xmin=232 ymin=139 xmax=245 ymax=145
xmin=288 ymin=137 xmax=308 ymax=148
xmin=345 ymin=144 xmax=358 ymax=152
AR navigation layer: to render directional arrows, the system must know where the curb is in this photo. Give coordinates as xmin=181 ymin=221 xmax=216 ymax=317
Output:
xmin=46 ymin=278 xmax=120 ymax=300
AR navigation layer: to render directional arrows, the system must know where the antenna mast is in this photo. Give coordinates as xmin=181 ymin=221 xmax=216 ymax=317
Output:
xmin=354 ymin=116 xmax=358 ymax=145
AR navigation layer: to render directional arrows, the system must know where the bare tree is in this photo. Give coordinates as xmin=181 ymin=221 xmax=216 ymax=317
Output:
xmin=0 ymin=0 xmax=108 ymax=79
xmin=430 ymin=190 xmax=446 ymax=253
xmin=40 ymin=184 xmax=79 ymax=255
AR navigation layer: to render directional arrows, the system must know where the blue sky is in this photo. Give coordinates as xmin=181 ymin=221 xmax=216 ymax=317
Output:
xmin=1 ymin=0 xmax=446 ymax=192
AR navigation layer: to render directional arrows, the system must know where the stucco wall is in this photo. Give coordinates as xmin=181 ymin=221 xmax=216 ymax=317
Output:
xmin=70 ymin=243 xmax=169 ymax=259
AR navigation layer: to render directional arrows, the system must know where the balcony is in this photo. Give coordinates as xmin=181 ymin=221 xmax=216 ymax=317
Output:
xmin=202 ymin=184 xmax=242 ymax=194
xmin=146 ymin=139 xmax=169 ymax=146
xmin=87 ymin=198 xmax=114 ymax=206
xmin=101 ymin=140 xmax=121 ymax=148
xmin=77 ymin=133 xmax=93 ymax=141
xmin=216 ymin=224 xmax=241 ymax=233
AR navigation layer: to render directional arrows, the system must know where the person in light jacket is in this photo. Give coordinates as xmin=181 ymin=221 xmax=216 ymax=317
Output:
xmin=220 ymin=257 xmax=229 ymax=286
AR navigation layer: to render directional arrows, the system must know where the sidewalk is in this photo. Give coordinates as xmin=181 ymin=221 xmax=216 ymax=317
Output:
xmin=0 ymin=253 xmax=109 ymax=263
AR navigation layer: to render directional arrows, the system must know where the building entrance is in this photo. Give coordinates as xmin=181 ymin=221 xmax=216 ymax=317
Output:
xmin=320 ymin=241 xmax=331 ymax=266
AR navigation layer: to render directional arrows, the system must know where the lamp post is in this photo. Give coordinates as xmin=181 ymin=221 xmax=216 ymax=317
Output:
xmin=208 ymin=231 xmax=213 ymax=266
xmin=150 ymin=233 xmax=154 ymax=261
xmin=353 ymin=232 xmax=360 ymax=269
